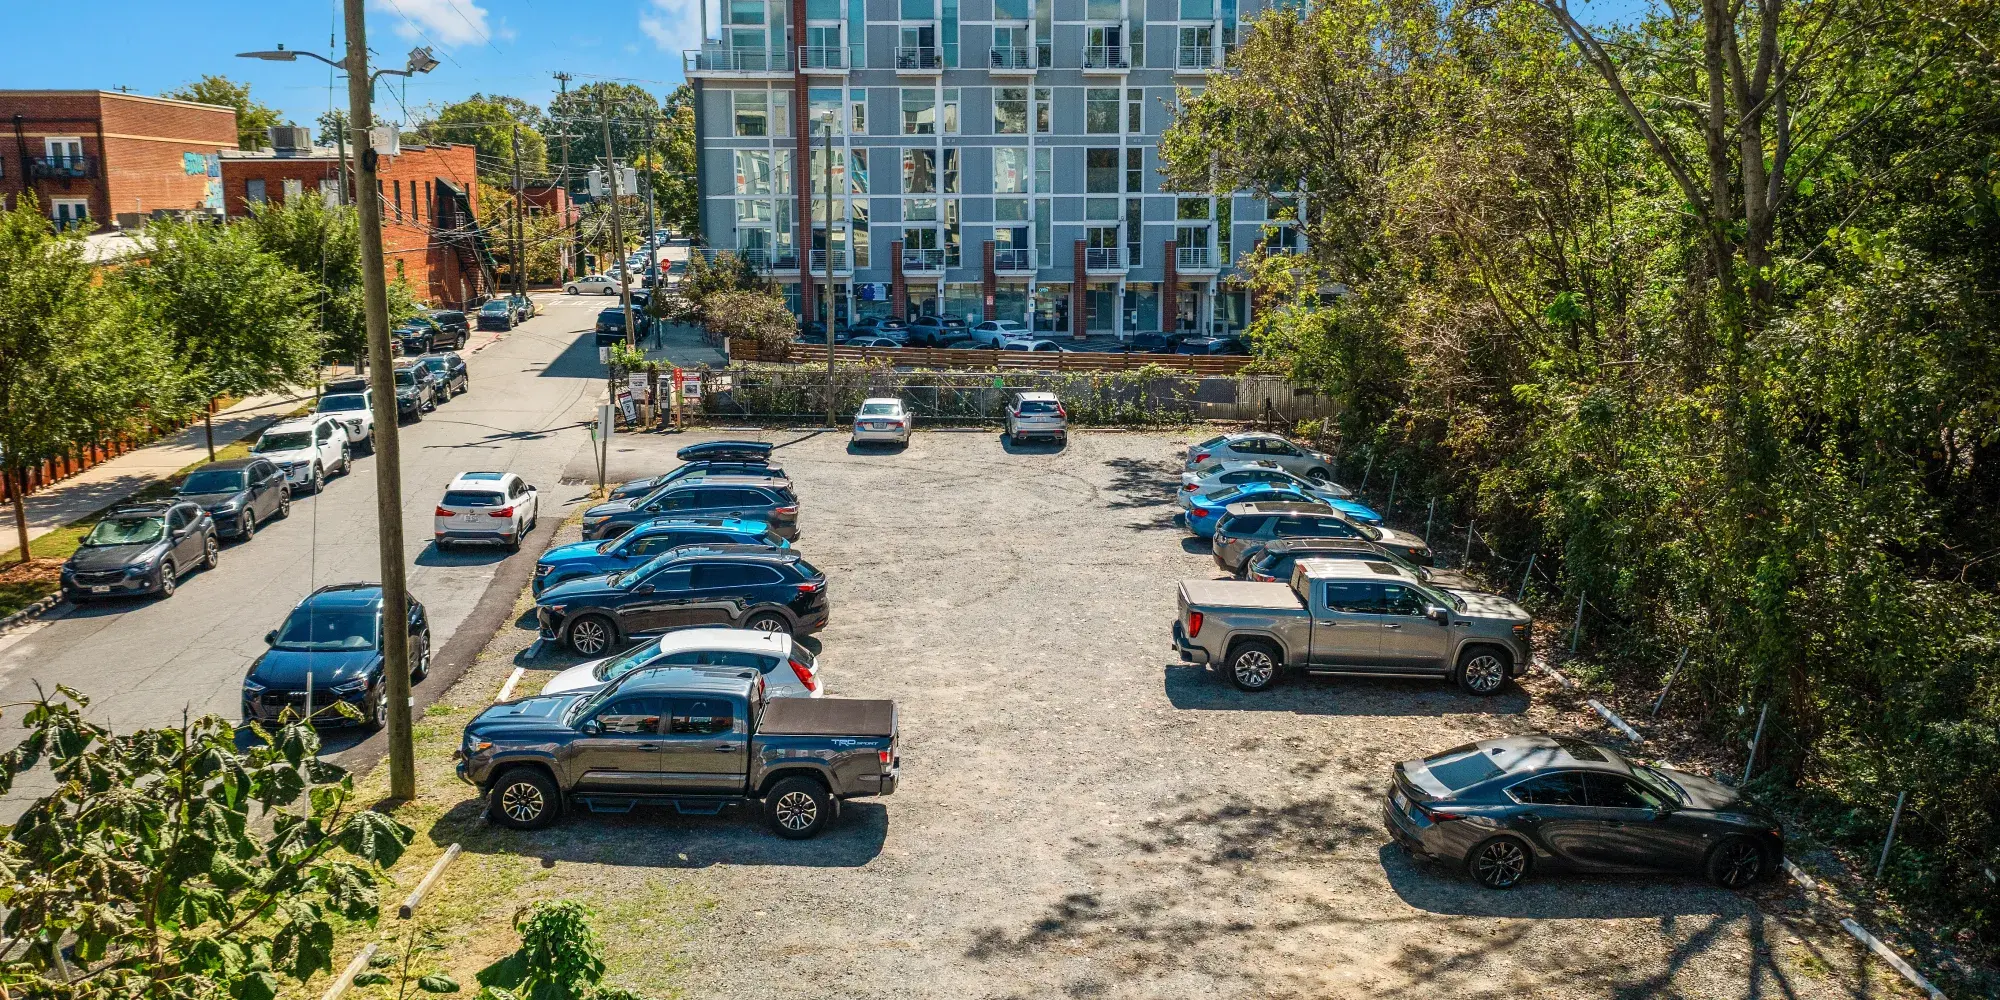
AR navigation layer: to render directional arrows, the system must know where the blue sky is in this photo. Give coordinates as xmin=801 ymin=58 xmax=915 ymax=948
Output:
xmin=3 ymin=0 xmax=1648 ymax=130
xmin=2 ymin=0 xmax=708 ymax=129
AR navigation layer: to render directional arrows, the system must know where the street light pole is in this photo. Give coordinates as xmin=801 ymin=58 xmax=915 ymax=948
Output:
xmin=599 ymin=90 xmax=638 ymax=352
xmin=341 ymin=1 xmax=416 ymax=800
xmin=822 ymin=111 xmax=836 ymax=428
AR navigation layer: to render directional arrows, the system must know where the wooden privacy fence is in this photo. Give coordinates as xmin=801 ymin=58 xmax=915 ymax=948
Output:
xmin=727 ymin=337 xmax=1262 ymax=375
xmin=0 ymin=411 xmax=204 ymax=504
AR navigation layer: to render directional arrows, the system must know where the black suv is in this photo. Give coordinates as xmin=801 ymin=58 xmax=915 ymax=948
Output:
xmin=476 ymin=299 xmax=515 ymax=331
xmin=176 ymin=457 xmax=291 ymax=542
xmin=608 ymin=460 xmax=787 ymax=502
xmin=61 ymin=500 xmax=218 ymax=601
xmin=417 ymin=352 xmax=469 ymax=397
xmin=242 ymin=584 xmax=431 ymax=730
xmin=535 ymin=546 xmax=829 ymax=654
xmin=594 ymin=306 xmax=651 ymax=345
xmin=1244 ymin=537 xmax=1478 ymax=589
xmin=428 ymin=309 xmax=470 ymax=348
xmin=393 ymin=363 xmax=439 ymax=419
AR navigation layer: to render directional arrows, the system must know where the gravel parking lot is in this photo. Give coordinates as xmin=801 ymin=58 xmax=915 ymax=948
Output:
xmin=408 ymin=427 xmax=1901 ymax=1000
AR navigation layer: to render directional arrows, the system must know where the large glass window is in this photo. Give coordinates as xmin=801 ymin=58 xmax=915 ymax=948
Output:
xmin=905 ymin=198 xmax=939 ymax=221
xmin=943 ymin=148 xmax=960 ymax=193
xmin=1085 ymin=88 xmax=1120 ymax=134
xmin=1034 ymin=87 xmax=1052 ymax=133
xmin=808 ymin=87 xmax=844 ymax=132
xmin=993 ymin=148 xmax=1028 ymax=193
xmin=1179 ymin=25 xmax=1214 ymax=68
xmin=945 ymin=199 xmax=961 ymax=266
xmin=1085 ymin=149 xmax=1120 ymax=193
xmin=808 ymin=148 xmax=848 ymax=194
xmin=995 ymin=88 xmax=1028 ymax=134
xmin=772 ymin=89 xmax=791 ymax=137
xmin=995 ymin=197 xmax=1029 ymax=221
xmin=943 ymin=88 xmax=960 ymax=134
xmin=1125 ymin=148 xmax=1143 ymax=192
xmin=733 ymin=150 xmax=772 ymax=195
xmin=1178 ymin=0 xmax=1213 ymax=18
xmin=1035 ymin=197 xmax=1052 ymax=265
xmin=850 ymin=88 xmax=868 ymax=133
xmin=851 ymin=202 xmax=870 ymax=267
xmin=850 ymin=148 xmax=870 ymax=194
xmin=901 ymin=0 xmax=933 ymax=17
xmin=1127 ymin=88 xmax=1143 ymax=132
xmin=902 ymin=89 xmax=936 ymax=134
xmin=903 ymin=149 xmax=937 ymax=194
xmin=733 ymin=91 xmax=769 ymax=136
xmin=1126 ymin=197 xmax=1143 ymax=266
xmin=1035 ymin=147 xmax=1052 ymax=193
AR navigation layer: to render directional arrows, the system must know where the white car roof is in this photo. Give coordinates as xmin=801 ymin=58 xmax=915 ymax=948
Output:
xmin=448 ymin=471 xmax=516 ymax=490
xmin=1016 ymin=390 xmax=1059 ymax=400
xmin=1295 ymin=557 xmax=1420 ymax=584
xmin=861 ymin=397 xmax=904 ymax=406
xmin=264 ymin=416 xmax=332 ymax=435
xmin=652 ymin=627 xmax=791 ymax=658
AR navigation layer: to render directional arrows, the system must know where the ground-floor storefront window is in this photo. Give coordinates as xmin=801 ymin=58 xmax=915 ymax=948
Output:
xmin=1032 ymin=283 xmax=1069 ymax=334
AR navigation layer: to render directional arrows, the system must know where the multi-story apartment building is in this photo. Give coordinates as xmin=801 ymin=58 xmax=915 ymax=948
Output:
xmin=684 ymin=0 xmax=1305 ymax=339
xmin=1 ymin=90 xmax=238 ymax=231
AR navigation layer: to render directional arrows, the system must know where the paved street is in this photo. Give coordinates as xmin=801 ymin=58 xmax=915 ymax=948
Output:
xmin=0 ymin=293 xmax=610 ymax=817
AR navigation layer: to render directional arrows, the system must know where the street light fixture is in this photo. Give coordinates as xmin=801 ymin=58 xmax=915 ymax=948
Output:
xmin=236 ymin=43 xmax=439 ymax=90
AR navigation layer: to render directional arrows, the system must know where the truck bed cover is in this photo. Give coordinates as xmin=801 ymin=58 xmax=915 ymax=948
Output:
xmin=760 ymin=698 xmax=896 ymax=737
xmin=1179 ymin=579 xmax=1306 ymax=611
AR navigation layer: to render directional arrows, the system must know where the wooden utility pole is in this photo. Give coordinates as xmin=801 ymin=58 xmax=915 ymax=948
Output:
xmin=511 ymin=122 xmax=526 ymax=300
xmin=598 ymin=89 xmax=638 ymax=351
xmin=553 ymin=71 xmax=573 ymax=283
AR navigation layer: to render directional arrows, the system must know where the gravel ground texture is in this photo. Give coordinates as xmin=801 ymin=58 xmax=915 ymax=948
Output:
xmin=376 ymin=427 xmax=1913 ymax=1000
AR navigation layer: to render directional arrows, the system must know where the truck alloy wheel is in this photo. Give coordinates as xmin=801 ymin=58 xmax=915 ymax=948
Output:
xmin=765 ymin=776 xmax=830 ymax=839
xmin=491 ymin=769 xmax=560 ymax=829
xmin=1228 ymin=642 xmax=1279 ymax=691
xmin=1470 ymin=836 xmax=1531 ymax=889
xmin=1457 ymin=651 xmax=1509 ymax=695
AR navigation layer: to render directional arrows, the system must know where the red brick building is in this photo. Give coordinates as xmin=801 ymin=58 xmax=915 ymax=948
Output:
xmin=1 ymin=90 xmax=237 ymax=230
xmin=220 ymin=136 xmax=494 ymax=308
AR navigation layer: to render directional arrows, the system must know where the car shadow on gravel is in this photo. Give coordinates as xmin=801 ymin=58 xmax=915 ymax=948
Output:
xmin=1379 ymin=844 xmax=1741 ymax=918
xmin=1162 ymin=663 xmax=1531 ymax=716
xmin=431 ymin=795 xmax=889 ymax=869
xmin=416 ymin=543 xmax=516 ymax=567
xmin=998 ymin=435 xmax=1066 ymax=455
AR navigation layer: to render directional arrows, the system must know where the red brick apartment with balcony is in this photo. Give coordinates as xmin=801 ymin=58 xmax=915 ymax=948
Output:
xmin=220 ymin=131 xmax=495 ymax=308
xmin=1 ymin=90 xmax=237 ymax=230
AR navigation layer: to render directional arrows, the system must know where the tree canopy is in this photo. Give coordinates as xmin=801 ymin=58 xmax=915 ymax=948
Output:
xmin=417 ymin=95 xmax=550 ymax=182
xmin=163 ymin=75 xmax=282 ymax=150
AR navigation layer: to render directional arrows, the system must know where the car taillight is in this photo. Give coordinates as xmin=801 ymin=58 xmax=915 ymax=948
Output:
xmin=1188 ymin=611 xmax=1204 ymax=638
xmin=1189 ymin=507 xmax=1210 ymax=517
xmin=435 ymin=506 xmax=453 ymax=517
xmin=797 ymin=579 xmax=825 ymax=595
xmin=1055 ymin=404 xmax=1067 ymax=418
xmin=789 ymin=658 xmax=819 ymax=692
xmin=773 ymin=505 xmax=799 ymax=516
xmin=1183 ymin=483 xmax=1199 ymax=491
xmin=878 ymin=750 xmax=893 ymax=765
xmin=1417 ymin=802 xmax=1465 ymax=822
xmin=488 ymin=506 xmax=515 ymax=518
xmin=1192 ymin=452 xmax=1209 ymax=463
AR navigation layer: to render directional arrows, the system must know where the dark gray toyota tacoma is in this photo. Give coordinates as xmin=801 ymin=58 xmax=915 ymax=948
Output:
xmin=456 ymin=666 xmax=898 ymax=838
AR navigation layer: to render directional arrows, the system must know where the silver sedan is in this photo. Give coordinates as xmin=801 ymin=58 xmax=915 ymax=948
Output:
xmin=852 ymin=397 xmax=912 ymax=446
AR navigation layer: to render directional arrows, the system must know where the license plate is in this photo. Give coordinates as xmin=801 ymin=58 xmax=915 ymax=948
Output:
xmin=91 ymin=585 xmax=110 ymax=593
xmin=1392 ymin=788 xmax=1407 ymax=812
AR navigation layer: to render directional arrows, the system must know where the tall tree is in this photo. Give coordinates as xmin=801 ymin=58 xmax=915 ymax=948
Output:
xmin=641 ymin=84 xmax=701 ymax=235
xmin=0 ymin=197 xmax=185 ymax=564
xmin=238 ymin=198 xmax=418 ymax=367
xmin=163 ymin=75 xmax=282 ymax=150
xmin=547 ymin=82 xmax=660 ymax=178
xmin=118 ymin=219 xmax=322 ymax=459
xmin=416 ymin=95 xmax=549 ymax=182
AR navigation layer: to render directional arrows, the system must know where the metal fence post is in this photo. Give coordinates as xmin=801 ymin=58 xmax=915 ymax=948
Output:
xmin=1465 ymin=521 xmax=1476 ymax=566
xmin=1875 ymin=790 xmax=1906 ymax=880
xmin=1516 ymin=552 xmax=1535 ymax=603
xmin=1359 ymin=452 xmax=1375 ymax=492
xmin=1742 ymin=702 xmax=1769 ymax=785
xmin=1385 ymin=470 xmax=1398 ymax=516
xmin=1651 ymin=645 xmax=1689 ymax=716
xmin=1424 ymin=498 xmax=1437 ymax=544
xmin=1569 ymin=592 xmax=1585 ymax=652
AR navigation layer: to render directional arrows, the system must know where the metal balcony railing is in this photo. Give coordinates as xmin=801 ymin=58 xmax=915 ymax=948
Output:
xmin=808 ymin=248 xmax=850 ymax=272
xmin=902 ymin=248 xmax=945 ymax=271
xmin=989 ymin=46 xmax=1035 ymax=70
xmin=31 ymin=156 xmax=96 ymax=180
xmin=1083 ymin=45 xmax=1128 ymax=70
xmin=683 ymin=47 xmax=792 ymax=73
xmin=1083 ymin=247 xmax=1126 ymax=271
xmin=798 ymin=45 xmax=846 ymax=70
xmin=993 ymin=247 xmax=1033 ymax=271
xmin=895 ymin=46 xmax=941 ymax=70
xmin=1177 ymin=47 xmax=1214 ymax=71
xmin=1175 ymin=245 xmax=1216 ymax=270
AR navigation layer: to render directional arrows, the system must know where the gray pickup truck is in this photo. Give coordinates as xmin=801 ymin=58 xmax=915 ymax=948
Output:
xmin=1174 ymin=558 xmax=1531 ymax=694
xmin=456 ymin=666 xmax=898 ymax=838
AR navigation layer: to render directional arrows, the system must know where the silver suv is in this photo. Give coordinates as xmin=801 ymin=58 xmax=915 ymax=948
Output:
xmin=1186 ymin=432 xmax=1337 ymax=481
xmin=1004 ymin=391 xmax=1067 ymax=444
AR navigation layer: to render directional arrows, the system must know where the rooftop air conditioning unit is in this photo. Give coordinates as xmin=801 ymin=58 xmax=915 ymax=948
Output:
xmin=268 ymin=125 xmax=313 ymax=152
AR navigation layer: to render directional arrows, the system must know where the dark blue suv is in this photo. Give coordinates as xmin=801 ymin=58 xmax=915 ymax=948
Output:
xmin=533 ymin=516 xmax=788 ymax=595
xmin=241 ymin=584 xmax=431 ymax=730
xmin=581 ymin=477 xmax=799 ymax=541
xmin=535 ymin=546 xmax=830 ymax=654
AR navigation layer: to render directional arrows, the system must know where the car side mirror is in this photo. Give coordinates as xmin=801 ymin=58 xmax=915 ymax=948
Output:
xmin=265 ymin=630 xmax=278 ymax=645
xmin=580 ymin=718 xmax=602 ymax=735
xmin=632 ymin=583 xmax=655 ymax=594
xmin=1425 ymin=606 xmax=1449 ymax=625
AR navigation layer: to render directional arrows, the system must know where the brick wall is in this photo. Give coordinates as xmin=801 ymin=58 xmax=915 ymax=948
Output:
xmin=0 ymin=91 xmax=235 ymax=225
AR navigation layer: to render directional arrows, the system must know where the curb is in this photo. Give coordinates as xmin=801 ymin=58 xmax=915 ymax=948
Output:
xmin=0 ymin=593 xmax=63 ymax=634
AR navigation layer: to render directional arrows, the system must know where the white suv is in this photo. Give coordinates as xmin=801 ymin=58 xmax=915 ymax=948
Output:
xmin=252 ymin=415 xmax=351 ymax=494
xmin=434 ymin=472 xmax=540 ymax=551
xmin=1004 ymin=391 xmax=1068 ymax=445
xmin=314 ymin=390 xmax=375 ymax=454
xmin=969 ymin=319 xmax=1030 ymax=348
xmin=538 ymin=626 xmax=825 ymax=700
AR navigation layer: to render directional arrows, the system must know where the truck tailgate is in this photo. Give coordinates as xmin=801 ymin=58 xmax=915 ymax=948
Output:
xmin=1178 ymin=579 xmax=1305 ymax=611
xmin=760 ymin=698 xmax=896 ymax=737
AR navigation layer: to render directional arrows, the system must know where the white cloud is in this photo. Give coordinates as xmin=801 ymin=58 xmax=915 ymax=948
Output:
xmin=639 ymin=0 xmax=703 ymax=54
xmin=372 ymin=0 xmax=492 ymax=48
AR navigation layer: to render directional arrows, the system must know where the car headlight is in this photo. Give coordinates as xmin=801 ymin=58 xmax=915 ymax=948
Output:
xmin=1512 ymin=623 xmax=1531 ymax=639
xmin=242 ymin=677 xmax=267 ymax=694
xmin=583 ymin=515 xmax=609 ymax=527
xmin=125 ymin=564 xmax=152 ymax=577
xmin=542 ymin=604 xmax=567 ymax=616
xmin=535 ymin=564 xmax=554 ymax=577
xmin=214 ymin=500 xmax=243 ymax=514
xmin=329 ymin=677 xmax=370 ymax=695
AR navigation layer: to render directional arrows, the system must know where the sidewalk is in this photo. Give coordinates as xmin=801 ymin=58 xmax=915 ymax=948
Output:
xmin=0 ymin=388 xmax=320 ymax=562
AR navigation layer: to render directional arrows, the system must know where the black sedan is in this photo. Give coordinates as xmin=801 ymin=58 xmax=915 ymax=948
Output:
xmin=417 ymin=352 xmax=469 ymax=398
xmin=1384 ymin=734 xmax=1783 ymax=890
xmin=176 ymin=457 xmax=291 ymax=542
xmin=241 ymin=584 xmax=430 ymax=730
xmin=534 ymin=545 xmax=829 ymax=654
xmin=60 ymin=500 xmax=219 ymax=601
xmin=475 ymin=300 xmax=515 ymax=331
xmin=428 ymin=309 xmax=469 ymax=348
xmin=391 ymin=364 xmax=433 ymax=420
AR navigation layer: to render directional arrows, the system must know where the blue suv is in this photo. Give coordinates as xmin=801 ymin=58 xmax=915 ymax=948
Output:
xmin=533 ymin=517 xmax=788 ymax=595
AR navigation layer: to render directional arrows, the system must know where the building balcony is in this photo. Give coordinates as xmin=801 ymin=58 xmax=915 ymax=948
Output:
xmin=807 ymin=248 xmax=852 ymax=274
xmin=993 ymin=247 xmax=1034 ymax=273
xmin=30 ymin=156 xmax=97 ymax=181
xmin=1083 ymin=247 xmax=1127 ymax=273
xmin=902 ymin=248 xmax=945 ymax=273
xmin=989 ymin=46 xmax=1037 ymax=74
xmin=1082 ymin=45 xmax=1129 ymax=74
xmin=702 ymin=247 xmax=799 ymax=272
xmin=683 ymin=47 xmax=793 ymax=77
xmin=1176 ymin=47 xmax=1215 ymax=74
xmin=1175 ymin=245 xmax=1219 ymax=273
xmin=895 ymin=46 xmax=942 ymax=73
xmin=798 ymin=45 xmax=850 ymax=73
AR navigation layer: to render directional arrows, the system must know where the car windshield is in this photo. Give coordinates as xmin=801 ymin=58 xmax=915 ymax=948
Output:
xmin=82 ymin=516 xmax=165 ymax=546
xmin=273 ymin=608 xmax=379 ymax=650
xmin=256 ymin=432 xmax=312 ymax=452
xmin=859 ymin=402 xmax=899 ymax=415
xmin=394 ymin=370 xmax=417 ymax=387
xmin=319 ymin=394 xmax=367 ymax=411
xmin=1407 ymin=576 xmax=1465 ymax=612
xmin=420 ymin=357 xmax=449 ymax=372
xmin=480 ymin=302 xmax=509 ymax=313
xmin=1631 ymin=764 xmax=1689 ymax=804
xmin=180 ymin=469 xmax=245 ymax=493
xmin=591 ymin=641 xmax=664 ymax=682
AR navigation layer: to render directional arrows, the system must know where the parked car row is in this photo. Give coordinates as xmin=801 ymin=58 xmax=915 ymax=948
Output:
xmin=453 ymin=439 xmax=897 ymax=840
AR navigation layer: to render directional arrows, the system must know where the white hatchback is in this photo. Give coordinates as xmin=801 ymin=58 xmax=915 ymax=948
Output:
xmin=969 ymin=319 xmax=1031 ymax=347
xmin=539 ymin=626 xmax=824 ymax=699
xmin=851 ymin=397 xmax=912 ymax=446
xmin=434 ymin=471 xmax=540 ymax=551
xmin=252 ymin=415 xmax=351 ymax=494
